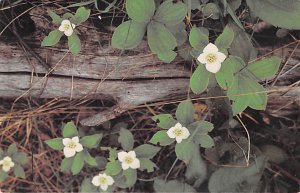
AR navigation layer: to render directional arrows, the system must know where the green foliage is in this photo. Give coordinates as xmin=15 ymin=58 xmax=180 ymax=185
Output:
xmin=147 ymin=21 xmax=177 ymax=63
xmin=152 ymin=114 xmax=177 ymax=129
xmin=150 ymin=130 xmax=175 ymax=146
xmin=80 ymin=134 xmax=103 ymax=148
xmin=7 ymin=143 xmax=18 ymax=156
xmin=139 ymin=158 xmax=157 ymax=172
xmin=0 ymin=172 xmax=8 ymax=183
xmin=13 ymin=152 xmax=29 ymax=165
xmin=215 ymin=26 xmax=234 ymax=50
xmin=189 ymin=26 xmax=209 ymax=51
xmin=41 ymin=29 xmax=63 ymax=47
xmin=60 ymin=157 xmax=74 ymax=172
xmin=71 ymin=151 xmax=85 ymax=175
xmin=45 ymin=138 xmax=64 ymax=150
xmin=71 ymin=7 xmax=90 ymax=24
xmin=190 ymin=64 xmax=210 ymax=94
xmin=105 ymin=161 xmax=122 ymax=176
xmin=62 ymin=121 xmax=78 ymax=138
xmin=134 ymin=144 xmax=160 ymax=159
xmin=215 ymin=57 xmax=236 ymax=90
xmin=203 ymin=3 xmax=220 ymax=19
xmin=83 ymin=150 xmax=98 ymax=166
xmin=154 ymin=0 xmax=188 ymax=26
xmin=67 ymin=33 xmax=81 ymax=55
xmin=41 ymin=7 xmax=90 ymax=55
xmin=153 ymin=178 xmax=197 ymax=193
xmin=247 ymin=0 xmax=300 ymax=29
xmin=80 ymin=178 xmax=97 ymax=192
xmin=118 ymin=128 xmax=134 ymax=151
xmin=175 ymin=139 xmax=197 ymax=161
xmin=112 ymin=20 xmax=147 ymax=49
xmin=208 ymin=156 xmax=267 ymax=192
xmin=123 ymin=168 xmax=137 ymax=187
xmin=13 ymin=164 xmax=25 ymax=178
xmin=247 ymin=56 xmax=282 ymax=80
xmin=126 ymin=0 xmax=155 ymax=22
xmin=176 ymin=100 xmax=195 ymax=126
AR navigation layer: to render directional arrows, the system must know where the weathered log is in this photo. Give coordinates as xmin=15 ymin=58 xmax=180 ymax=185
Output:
xmin=0 ymin=7 xmax=299 ymax=126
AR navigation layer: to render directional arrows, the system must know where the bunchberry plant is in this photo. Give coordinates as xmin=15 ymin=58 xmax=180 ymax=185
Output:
xmin=41 ymin=7 xmax=90 ymax=54
xmin=45 ymin=121 xmax=103 ymax=175
xmin=0 ymin=143 xmax=28 ymax=182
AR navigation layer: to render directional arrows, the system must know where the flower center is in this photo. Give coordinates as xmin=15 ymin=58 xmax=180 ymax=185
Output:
xmin=63 ymin=24 xmax=71 ymax=31
xmin=3 ymin=160 xmax=11 ymax=167
xmin=206 ymin=53 xmax=217 ymax=63
xmin=67 ymin=141 xmax=77 ymax=149
xmin=173 ymin=128 xmax=183 ymax=137
xmin=99 ymin=177 xmax=107 ymax=185
xmin=124 ymin=156 xmax=133 ymax=164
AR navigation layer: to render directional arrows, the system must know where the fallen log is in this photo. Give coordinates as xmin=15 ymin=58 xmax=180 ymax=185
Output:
xmin=0 ymin=7 xmax=299 ymax=126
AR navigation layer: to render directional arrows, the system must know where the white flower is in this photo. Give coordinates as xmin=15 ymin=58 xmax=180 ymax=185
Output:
xmin=167 ymin=123 xmax=190 ymax=143
xmin=197 ymin=43 xmax=227 ymax=73
xmin=58 ymin=19 xmax=75 ymax=36
xmin=92 ymin=173 xmax=114 ymax=191
xmin=0 ymin=156 xmax=15 ymax=172
xmin=62 ymin=136 xmax=83 ymax=158
xmin=117 ymin=151 xmax=140 ymax=170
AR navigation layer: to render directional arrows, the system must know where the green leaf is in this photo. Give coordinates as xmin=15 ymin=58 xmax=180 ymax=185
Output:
xmin=154 ymin=0 xmax=188 ymax=26
xmin=227 ymin=0 xmax=242 ymax=11
xmin=189 ymin=26 xmax=209 ymax=51
xmin=152 ymin=114 xmax=177 ymax=129
xmin=147 ymin=21 xmax=177 ymax=63
xmin=80 ymin=178 xmax=98 ymax=192
xmin=68 ymin=33 xmax=81 ymax=55
xmin=188 ymin=120 xmax=214 ymax=134
xmin=208 ymin=156 xmax=267 ymax=192
xmin=62 ymin=121 xmax=78 ymax=138
xmin=105 ymin=161 xmax=122 ymax=176
xmin=150 ymin=131 xmax=174 ymax=146
xmin=247 ymin=0 xmax=300 ymax=30
xmin=47 ymin=10 xmax=62 ymax=25
xmin=71 ymin=151 xmax=85 ymax=175
xmin=134 ymin=144 xmax=160 ymax=159
xmin=139 ymin=158 xmax=157 ymax=172
xmin=13 ymin=164 xmax=25 ymax=178
xmin=194 ymin=134 xmax=214 ymax=148
xmin=228 ymin=23 xmax=257 ymax=62
xmin=167 ymin=22 xmax=187 ymax=46
xmin=126 ymin=0 xmax=155 ymax=22
xmin=95 ymin=156 xmax=107 ymax=168
xmin=153 ymin=178 xmax=197 ymax=193
xmin=71 ymin=7 xmax=90 ymax=24
xmin=0 ymin=171 xmax=8 ymax=182
xmin=108 ymin=148 xmax=118 ymax=162
xmin=112 ymin=20 xmax=147 ymax=49
xmin=157 ymin=51 xmax=177 ymax=63
xmin=41 ymin=29 xmax=63 ymax=47
xmin=118 ymin=128 xmax=134 ymax=151
xmin=176 ymin=100 xmax=195 ymax=126
xmin=0 ymin=148 xmax=3 ymax=159
xmin=175 ymin=140 xmax=196 ymax=161
xmin=123 ymin=168 xmax=137 ymax=187
xmin=45 ymin=138 xmax=64 ymax=150
xmin=80 ymin=134 xmax=103 ymax=148
xmin=185 ymin=145 xmax=207 ymax=188
xmin=215 ymin=57 xmax=235 ymax=89
xmin=60 ymin=157 xmax=74 ymax=172
xmin=83 ymin=150 xmax=98 ymax=166
xmin=12 ymin=152 xmax=28 ymax=165
xmin=7 ymin=143 xmax=18 ymax=156
xmin=215 ymin=25 xmax=234 ymax=50
xmin=190 ymin=64 xmax=210 ymax=94
xmin=203 ymin=3 xmax=220 ymax=19
xmin=247 ymin=56 xmax=281 ymax=80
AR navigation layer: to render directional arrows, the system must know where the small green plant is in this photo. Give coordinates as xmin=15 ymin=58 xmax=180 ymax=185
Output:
xmin=150 ymin=100 xmax=214 ymax=161
xmin=112 ymin=0 xmax=187 ymax=62
xmin=45 ymin=121 xmax=103 ymax=175
xmin=0 ymin=143 xmax=28 ymax=182
xmin=41 ymin=7 xmax=90 ymax=55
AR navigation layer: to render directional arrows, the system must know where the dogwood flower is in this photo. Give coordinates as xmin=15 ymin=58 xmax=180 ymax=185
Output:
xmin=0 ymin=156 xmax=15 ymax=172
xmin=62 ymin=136 xmax=83 ymax=158
xmin=197 ymin=43 xmax=226 ymax=73
xmin=92 ymin=173 xmax=114 ymax=191
xmin=58 ymin=19 xmax=75 ymax=36
xmin=167 ymin=123 xmax=190 ymax=143
xmin=117 ymin=151 xmax=140 ymax=170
